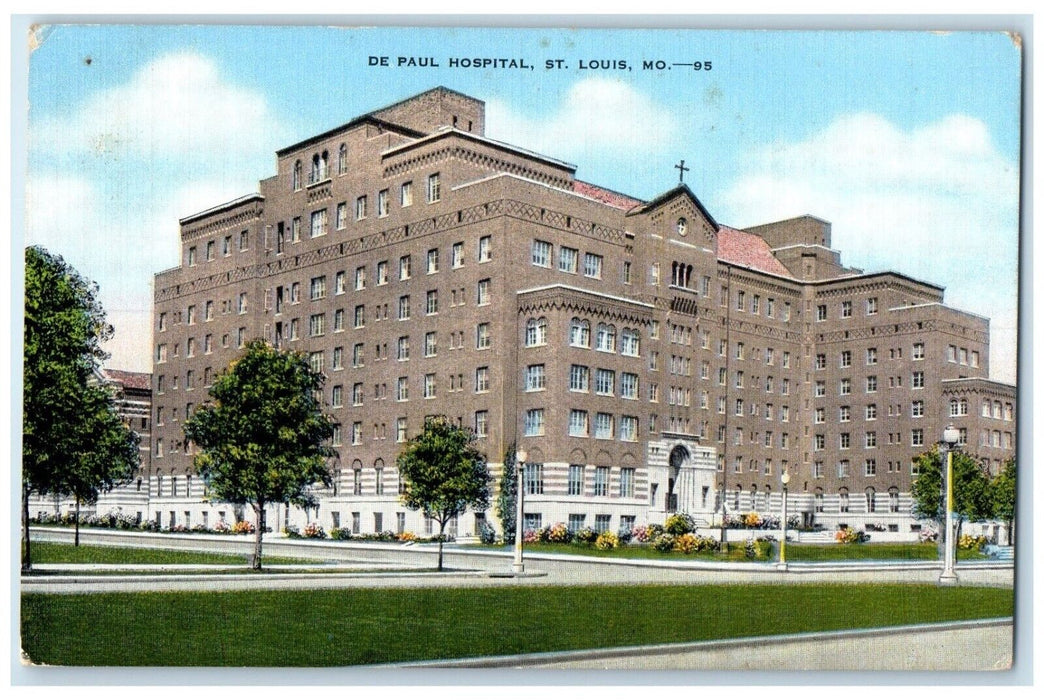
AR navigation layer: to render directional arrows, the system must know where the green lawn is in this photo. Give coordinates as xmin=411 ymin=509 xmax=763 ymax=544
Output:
xmin=21 ymin=583 xmax=1013 ymax=666
xmin=473 ymin=542 xmax=773 ymax=561
xmin=25 ymin=542 xmax=316 ymax=566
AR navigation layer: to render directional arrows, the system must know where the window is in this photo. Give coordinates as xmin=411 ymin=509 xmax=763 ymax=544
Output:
xmin=205 ymin=240 xmax=215 ymax=261
xmin=310 ymin=276 xmax=327 ymax=300
xmin=568 ymin=409 xmax=589 ymax=437
xmin=476 ymin=323 xmax=491 ymax=349
xmin=426 ymin=172 xmax=440 ymax=203
xmin=451 ymin=241 xmax=464 ymax=268
xmin=569 ymin=365 xmax=590 ymax=392
xmin=594 ymin=467 xmax=610 ymax=496
xmin=238 ymin=293 xmax=248 ymax=314
xmin=839 ymin=406 xmax=851 ymax=422
xmin=866 ymin=404 xmax=877 ymax=420
xmin=333 ymin=310 xmax=345 ymax=332
xmin=558 ymin=246 xmax=578 ymax=273
xmin=524 ymin=409 xmax=545 ymax=436
xmin=525 ymin=318 xmax=548 ymax=346
xmin=867 ymin=297 xmax=878 ymax=315
xmin=911 ymin=429 xmax=924 ymax=447
xmin=353 ymin=305 xmax=365 ymax=328
xmin=568 ymin=465 xmax=584 ymax=495
xmin=841 ymin=300 xmax=852 ymax=318
xmin=865 ymin=432 xmax=877 ymax=448
xmin=621 ymin=372 xmax=638 ymax=399
xmin=620 ymin=416 xmax=638 ymax=442
xmin=399 ymin=255 xmax=412 ymax=280
xmin=866 ymin=348 xmax=878 ymax=365
xmin=620 ymin=329 xmax=640 ymax=356
xmin=377 ymin=189 xmax=389 ymax=217
xmin=816 ymin=304 xmax=827 ymax=321
xmin=525 ymin=364 xmax=546 ymax=392
xmin=814 ymin=434 xmax=825 ymax=451
xmin=912 ymin=400 xmax=924 ymax=418
xmin=426 ymin=290 xmax=438 ymax=316
xmin=473 ymin=411 xmax=488 ymax=437
xmin=423 ymin=332 xmax=437 ymax=357
xmin=309 ymin=313 xmax=325 ymax=337
xmin=291 ymin=217 xmax=301 ymax=243
xmin=814 ymin=407 xmax=825 ymax=424
xmin=309 ymin=351 xmax=324 ymax=373
xmin=840 ymin=378 xmax=851 ymax=395
xmin=866 ymin=376 xmax=878 ymax=393
xmin=570 ymin=318 xmax=591 ymax=347
xmin=913 ymin=343 xmax=925 ymax=360
xmin=311 ymin=208 xmax=328 ymax=237
xmin=478 ymin=235 xmax=492 ymax=262
xmin=816 ymin=354 xmax=827 ymax=370
xmin=840 ymin=433 xmax=851 ymax=450
xmin=840 ymin=350 xmax=851 ymax=368
xmin=595 ymin=413 xmax=614 ymax=439
xmin=401 ymin=181 xmax=413 ymax=207
xmin=397 ymin=296 xmax=410 ymax=320
xmin=474 ymin=366 xmax=490 ymax=393
xmin=583 ymin=253 xmax=603 ymax=279
xmin=595 ymin=369 xmax=616 ymax=396
xmin=596 ymin=324 xmax=616 ymax=352
xmin=531 ymin=240 xmax=552 ymax=267
xmin=396 ymin=376 xmax=409 ymax=401
xmin=423 ymin=373 xmax=436 ymax=399
xmin=524 ymin=463 xmax=544 ymax=495
xmin=912 ymin=371 xmax=925 ymax=389
xmin=619 ymin=468 xmax=635 ymax=498
xmin=476 ymin=279 xmax=490 ymax=305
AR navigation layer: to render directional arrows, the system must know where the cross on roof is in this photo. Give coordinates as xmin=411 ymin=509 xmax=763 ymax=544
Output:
xmin=675 ymin=159 xmax=690 ymax=183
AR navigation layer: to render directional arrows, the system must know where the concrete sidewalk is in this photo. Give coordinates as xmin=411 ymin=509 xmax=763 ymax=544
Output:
xmin=397 ymin=619 xmax=1013 ymax=671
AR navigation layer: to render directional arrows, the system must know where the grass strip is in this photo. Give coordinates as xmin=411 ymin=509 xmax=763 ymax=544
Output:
xmin=21 ymin=583 xmax=1012 ymax=666
xmin=26 ymin=542 xmax=315 ymax=566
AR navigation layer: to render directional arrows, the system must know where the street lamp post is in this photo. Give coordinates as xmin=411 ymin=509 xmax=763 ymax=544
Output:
xmin=513 ymin=449 xmax=528 ymax=574
xmin=778 ymin=470 xmax=790 ymax=571
xmin=939 ymin=424 xmax=961 ymax=585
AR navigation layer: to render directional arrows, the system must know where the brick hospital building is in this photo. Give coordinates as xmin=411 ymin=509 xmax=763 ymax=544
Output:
xmin=147 ymin=86 xmax=1016 ymax=538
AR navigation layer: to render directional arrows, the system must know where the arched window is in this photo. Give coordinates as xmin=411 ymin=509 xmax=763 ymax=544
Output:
xmin=292 ymin=160 xmax=302 ymax=190
xmin=171 ymin=475 xmax=179 ymax=497
xmin=960 ymin=398 xmax=968 ymax=415
xmin=569 ymin=318 xmax=590 ymax=348
xmin=186 ymin=474 xmax=193 ymax=498
xmin=888 ymin=486 xmax=900 ymax=513
xmin=338 ymin=143 xmax=348 ymax=174
xmin=311 ymin=154 xmax=321 ymax=184
xmin=813 ymin=488 xmax=824 ymax=513
xmin=156 ymin=473 xmax=164 ymax=497
xmin=838 ymin=488 xmax=850 ymax=513
xmin=621 ymin=328 xmax=640 ymax=356
xmin=950 ymin=398 xmax=960 ymax=417
xmin=749 ymin=484 xmax=758 ymax=511
xmin=525 ymin=317 xmax=548 ymax=347
xmin=596 ymin=324 xmax=616 ymax=352
xmin=865 ymin=487 xmax=876 ymax=513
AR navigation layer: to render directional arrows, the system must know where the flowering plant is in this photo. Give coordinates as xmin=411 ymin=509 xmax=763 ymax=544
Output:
xmin=574 ymin=527 xmax=598 ymax=545
xmin=743 ymin=512 xmax=763 ymax=528
xmin=918 ymin=524 xmax=939 ymax=543
xmin=303 ymin=522 xmax=326 ymax=539
xmin=546 ymin=522 xmax=571 ymax=543
xmin=523 ymin=529 xmax=540 ymax=544
xmin=744 ymin=537 xmax=761 ymax=558
xmin=664 ymin=513 xmax=695 ymax=535
xmin=232 ymin=520 xmax=255 ymax=535
xmin=652 ymin=533 xmax=675 ymax=553
xmin=958 ymin=534 xmax=988 ymax=551
xmin=595 ymin=531 xmax=619 ymax=550
xmin=213 ymin=519 xmax=231 ymax=533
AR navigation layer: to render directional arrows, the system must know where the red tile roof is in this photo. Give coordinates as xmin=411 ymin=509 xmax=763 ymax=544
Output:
xmin=573 ymin=180 xmax=644 ymax=211
xmin=717 ymin=226 xmax=794 ymax=278
xmin=101 ymin=369 xmax=152 ymax=392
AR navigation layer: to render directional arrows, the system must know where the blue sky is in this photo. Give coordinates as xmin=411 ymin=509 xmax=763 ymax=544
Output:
xmin=24 ymin=25 xmax=1022 ymax=381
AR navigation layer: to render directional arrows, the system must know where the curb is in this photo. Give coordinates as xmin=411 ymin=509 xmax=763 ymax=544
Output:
xmin=389 ymin=617 xmax=1014 ymax=668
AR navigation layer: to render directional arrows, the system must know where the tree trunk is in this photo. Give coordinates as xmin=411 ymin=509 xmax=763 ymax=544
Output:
xmin=74 ymin=497 xmax=81 ymax=547
xmin=22 ymin=485 xmax=32 ymax=573
xmin=252 ymin=503 xmax=265 ymax=570
xmin=437 ymin=520 xmax=446 ymax=571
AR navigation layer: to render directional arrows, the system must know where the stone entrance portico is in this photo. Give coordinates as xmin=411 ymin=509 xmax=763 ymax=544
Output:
xmin=646 ymin=433 xmax=717 ymax=526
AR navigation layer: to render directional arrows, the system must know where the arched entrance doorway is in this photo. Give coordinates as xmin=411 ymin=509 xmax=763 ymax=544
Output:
xmin=666 ymin=445 xmax=690 ymax=513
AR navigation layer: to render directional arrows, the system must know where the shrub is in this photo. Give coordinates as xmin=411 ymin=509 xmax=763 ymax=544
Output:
xmin=743 ymin=512 xmax=763 ymax=528
xmin=595 ymin=531 xmax=619 ymax=550
xmin=835 ymin=527 xmax=869 ymax=544
xmin=664 ymin=513 xmax=695 ymax=535
xmin=213 ymin=520 xmax=231 ymax=533
xmin=329 ymin=527 xmax=352 ymax=540
xmin=652 ymin=533 xmax=676 ymax=553
xmin=631 ymin=525 xmax=652 ymax=543
xmin=958 ymin=534 xmax=988 ymax=551
xmin=918 ymin=525 xmax=939 ymax=543
xmin=398 ymin=531 xmax=417 ymax=542
xmin=744 ymin=538 xmax=761 ymax=559
xmin=303 ymin=522 xmax=326 ymax=539
xmin=673 ymin=533 xmax=699 ymax=554
xmin=232 ymin=520 xmax=255 ymax=535
xmin=574 ymin=527 xmax=598 ymax=545
xmin=616 ymin=527 xmax=633 ymax=544
xmin=546 ymin=522 xmax=571 ymax=544
xmin=283 ymin=524 xmax=302 ymax=538
xmin=478 ymin=521 xmax=498 ymax=544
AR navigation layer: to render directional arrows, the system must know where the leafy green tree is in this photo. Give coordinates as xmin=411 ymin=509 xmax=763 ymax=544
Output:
xmin=397 ymin=416 xmax=491 ymax=570
xmin=23 ymin=246 xmax=137 ymax=571
xmin=991 ymin=458 xmax=1016 ymax=545
xmin=184 ymin=340 xmax=336 ymax=570
xmin=494 ymin=443 xmax=518 ymax=544
xmin=911 ymin=448 xmax=994 ymax=544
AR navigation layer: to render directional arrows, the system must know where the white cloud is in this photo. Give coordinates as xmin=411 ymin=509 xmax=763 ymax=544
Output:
xmin=485 ymin=78 xmax=678 ymax=164
xmin=32 ymin=51 xmax=288 ymax=168
xmin=719 ymin=113 xmax=1020 ymax=382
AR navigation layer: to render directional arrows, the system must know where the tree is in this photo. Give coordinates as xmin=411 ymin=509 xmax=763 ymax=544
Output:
xmin=23 ymin=246 xmax=137 ymax=571
xmin=494 ymin=443 xmax=518 ymax=544
xmin=397 ymin=416 xmax=492 ymax=570
xmin=991 ymin=458 xmax=1016 ymax=545
xmin=184 ymin=340 xmax=335 ymax=570
xmin=911 ymin=448 xmax=994 ymax=545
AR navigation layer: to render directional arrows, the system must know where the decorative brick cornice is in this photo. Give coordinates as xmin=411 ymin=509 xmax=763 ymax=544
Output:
xmin=181 ymin=204 xmax=263 ymax=242
xmin=517 ymin=285 xmax=654 ymax=325
xmin=383 ymin=145 xmax=572 ymax=189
